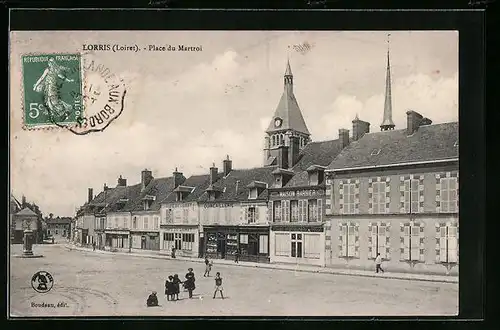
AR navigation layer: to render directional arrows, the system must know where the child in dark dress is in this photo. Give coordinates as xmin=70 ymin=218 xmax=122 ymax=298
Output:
xmin=184 ymin=268 xmax=196 ymax=298
xmin=172 ymin=274 xmax=182 ymax=301
xmin=165 ymin=275 xmax=174 ymax=301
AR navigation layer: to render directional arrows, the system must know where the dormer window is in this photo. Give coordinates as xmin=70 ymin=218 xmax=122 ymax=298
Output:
xmin=176 ymin=192 xmax=183 ymax=202
xmin=306 ymin=165 xmax=326 ymax=186
xmin=247 ymin=181 xmax=267 ymax=199
xmin=249 ymin=188 xmax=258 ymax=199
xmin=371 ymin=148 xmax=381 ymax=156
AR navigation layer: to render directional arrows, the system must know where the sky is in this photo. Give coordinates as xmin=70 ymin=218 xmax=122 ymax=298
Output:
xmin=9 ymin=31 xmax=458 ymax=216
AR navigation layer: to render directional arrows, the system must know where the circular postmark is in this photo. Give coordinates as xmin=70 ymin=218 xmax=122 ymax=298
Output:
xmin=23 ymin=52 xmax=127 ymax=134
xmin=31 ymin=271 xmax=54 ymax=293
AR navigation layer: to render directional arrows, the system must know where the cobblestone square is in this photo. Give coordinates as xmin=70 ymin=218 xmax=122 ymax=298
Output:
xmin=10 ymin=244 xmax=458 ymax=316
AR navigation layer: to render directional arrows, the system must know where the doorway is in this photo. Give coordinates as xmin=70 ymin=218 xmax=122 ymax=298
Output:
xmin=141 ymin=236 xmax=146 ymax=249
xmin=217 ymin=236 xmax=226 ymax=259
xmin=174 ymin=233 xmax=182 ymax=250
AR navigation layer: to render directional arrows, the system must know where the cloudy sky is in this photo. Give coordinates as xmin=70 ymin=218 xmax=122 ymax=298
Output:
xmin=10 ymin=31 xmax=458 ymax=216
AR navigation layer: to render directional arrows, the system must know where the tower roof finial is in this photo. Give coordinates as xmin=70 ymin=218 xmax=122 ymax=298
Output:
xmin=381 ymin=33 xmax=395 ymax=131
xmin=285 ymin=57 xmax=292 ymax=76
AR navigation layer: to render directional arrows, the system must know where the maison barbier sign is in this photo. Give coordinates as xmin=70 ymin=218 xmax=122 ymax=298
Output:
xmin=274 ymin=189 xmax=324 ymax=198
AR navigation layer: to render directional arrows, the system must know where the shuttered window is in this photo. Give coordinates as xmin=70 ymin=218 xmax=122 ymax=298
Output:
xmin=274 ymin=233 xmax=290 ymax=256
xmin=439 ymin=225 xmax=458 ymax=263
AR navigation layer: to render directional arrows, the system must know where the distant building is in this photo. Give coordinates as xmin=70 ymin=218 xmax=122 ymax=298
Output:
xmin=11 ymin=207 xmax=39 ymax=243
xmin=46 ymin=217 xmax=72 ymax=239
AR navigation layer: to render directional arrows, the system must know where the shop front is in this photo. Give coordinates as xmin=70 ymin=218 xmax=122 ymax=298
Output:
xmin=130 ymin=231 xmax=160 ymax=251
xmin=104 ymin=230 xmax=129 ymax=249
xmin=203 ymin=225 xmax=270 ymax=263
xmin=270 ymin=223 xmax=325 ymax=266
xmin=161 ymin=225 xmax=199 ymax=257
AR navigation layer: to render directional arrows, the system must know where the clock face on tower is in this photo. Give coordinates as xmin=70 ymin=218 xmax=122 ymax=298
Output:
xmin=274 ymin=118 xmax=282 ymax=128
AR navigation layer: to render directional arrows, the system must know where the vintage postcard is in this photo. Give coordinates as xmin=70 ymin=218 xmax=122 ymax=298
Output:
xmin=9 ymin=30 xmax=459 ymax=317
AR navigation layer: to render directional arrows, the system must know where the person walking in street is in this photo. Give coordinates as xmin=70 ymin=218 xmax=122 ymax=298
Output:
xmin=92 ymin=241 xmax=96 ymax=251
xmin=234 ymin=248 xmax=240 ymax=263
xmin=184 ymin=268 xmax=196 ymax=299
xmin=172 ymin=274 xmax=181 ymax=301
xmin=213 ymin=272 xmax=224 ymax=299
xmin=204 ymin=257 xmax=212 ymax=277
xmin=171 ymin=247 xmax=176 ymax=258
xmin=375 ymin=253 xmax=384 ymax=273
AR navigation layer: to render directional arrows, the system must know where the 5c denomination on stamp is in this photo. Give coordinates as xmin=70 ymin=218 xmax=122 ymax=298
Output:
xmin=22 ymin=54 xmax=83 ymax=129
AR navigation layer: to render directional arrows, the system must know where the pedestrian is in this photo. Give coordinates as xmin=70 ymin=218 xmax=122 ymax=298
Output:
xmin=173 ymin=274 xmax=182 ymax=301
xmin=146 ymin=291 xmax=159 ymax=307
xmin=171 ymin=247 xmax=176 ymax=259
xmin=165 ymin=275 xmax=174 ymax=301
xmin=375 ymin=253 xmax=384 ymax=273
xmin=184 ymin=268 xmax=196 ymax=298
xmin=92 ymin=241 xmax=96 ymax=251
xmin=234 ymin=248 xmax=240 ymax=263
xmin=213 ymin=272 xmax=224 ymax=299
xmin=204 ymin=257 xmax=212 ymax=277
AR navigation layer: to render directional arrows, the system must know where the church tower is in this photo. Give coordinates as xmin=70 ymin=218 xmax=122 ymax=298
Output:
xmin=263 ymin=59 xmax=311 ymax=168
xmin=380 ymin=34 xmax=396 ymax=131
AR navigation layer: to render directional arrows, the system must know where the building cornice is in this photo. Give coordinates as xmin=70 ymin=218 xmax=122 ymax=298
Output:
xmin=326 ymin=158 xmax=459 ymax=173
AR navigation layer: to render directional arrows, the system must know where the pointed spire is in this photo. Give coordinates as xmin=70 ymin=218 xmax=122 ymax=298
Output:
xmin=381 ymin=33 xmax=395 ymax=131
xmin=285 ymin=58 xmax=292 ymax=76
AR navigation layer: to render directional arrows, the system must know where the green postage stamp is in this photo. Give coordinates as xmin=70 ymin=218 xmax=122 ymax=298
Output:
xmin=21 ymin=54 xmax=83 ymax=128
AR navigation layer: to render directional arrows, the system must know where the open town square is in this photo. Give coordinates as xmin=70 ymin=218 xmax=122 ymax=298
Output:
xmin=9 ymin=243 xmax=458 ymax=316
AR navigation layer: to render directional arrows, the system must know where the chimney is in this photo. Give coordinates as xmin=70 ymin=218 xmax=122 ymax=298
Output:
xmin=210 ymin=163 xmax=218 ymax=184
xmin=141 ymin=169 xmax=153 ymax=190
xmin=288 ymin=135 xmax=300 ymax=168
xmin=277 ymin=145 xmax=289 ymax=169
xmin=406 ymin=110 xmax=424 ymax=135
xmin=117 ymin=175 xmax=127 ymax=187
xmin=339 ymin=129 xmax=350 ymax=149
xmin=223 ymin=155 xmax=232 ymax=177
xmin=173 ymin=167 xmax=185 ymax=188
xmin=103 ymin=183 xmax=109 ymax=191
xmin=88 ymin=188 xmax=93 ymax=203
xmin=21 ymin=195 xmax=26 ymax=207
xmin=352 ymin=115 xmax=370 ymax=141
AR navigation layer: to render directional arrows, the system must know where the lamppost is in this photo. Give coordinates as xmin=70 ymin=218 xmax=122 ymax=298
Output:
xmin=22 ymin=219 xmax=34 ymax=257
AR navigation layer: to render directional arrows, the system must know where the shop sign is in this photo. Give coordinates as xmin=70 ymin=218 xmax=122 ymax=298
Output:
xmin=203 ymin=203 xmax=233 ymax=208
xmin=276 ymin=189 xmax=324 ymax=198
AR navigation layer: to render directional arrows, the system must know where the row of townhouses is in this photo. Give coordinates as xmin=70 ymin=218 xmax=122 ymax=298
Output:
xmin=74 ymin=50 xmax=458 ymax=275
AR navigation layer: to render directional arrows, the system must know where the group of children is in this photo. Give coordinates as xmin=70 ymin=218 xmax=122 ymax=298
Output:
xmin=147 ymin=258 xmax=225 ymax=307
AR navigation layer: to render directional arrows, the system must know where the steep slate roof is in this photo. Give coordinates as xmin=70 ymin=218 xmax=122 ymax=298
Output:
xmin=198 ymin=166 xmax=277 ymax=202
xmin=15 ymin=207 xmax=37 ymax=216
xmin=266 ymin=62 xmax=310 ymax=135
xmin=161 ymin=174 xmax=213 ymax=204
xmin=10 ymin=195 xmax=21 ymax=214
xmin=285 ymin=139 xmax=344 ymax=188
xmin=327 ymin=122 xmax=459 ymax=171
xmin=130 ymin=177 xmax=176 ymax=212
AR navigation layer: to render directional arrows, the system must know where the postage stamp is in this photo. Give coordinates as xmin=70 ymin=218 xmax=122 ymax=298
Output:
xmin=20 ymin=53 xmax=127 ymax=134
xmin=21 ymin=54 xmax=83 ymax=128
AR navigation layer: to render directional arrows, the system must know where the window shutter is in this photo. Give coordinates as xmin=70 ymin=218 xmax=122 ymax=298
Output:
xmin=378 ymin=225 xmax=387 ymax=259
xmin=410 ymin=226 xmax=420 ymax=261
xmin=347 ymin=225 xmax=355 ymax=257
xmin=448 ymin=226 xmax=458 ymax=263
xmin=403 ymin=225 xmax=410 ymax=260
xmin=269 ymin=201 xmax=273 ymax=222
xmin=285 ymin=200 xmax=290 ymax=222
xmin=439 ymin=226 xmax=447 ymax=262
xmin=339 ymin=224 xmax=346 ymax=257
xmin=371 ymin=225 xmax=378 ymax=258
xmin=255 ymin=207 xmax=260 ymax=223
xmin=318 ymin=199 xmax=323 ymax=222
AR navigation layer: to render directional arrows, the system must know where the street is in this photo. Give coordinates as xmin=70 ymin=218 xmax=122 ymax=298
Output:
xmin=9 ymin=244 xmax=458 ymax=316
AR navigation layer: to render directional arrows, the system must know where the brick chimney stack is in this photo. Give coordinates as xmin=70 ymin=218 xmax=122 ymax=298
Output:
xmin=288 ymin=135 xmax=300 ymax=168
xmin=406 ymin=110 xmax=424 ymax=135
xmin=141 ymin=169 xmax=153 ymax=191
xmin=223 ymin=155 xmax=232 ymax=177
xmin=117 ymin=175 xmax=127 ymax=187
xmin=173 ymin=168 xmax=185 ymax=188
xmin=352 ymin=115 xmax=370 ymax=141
xmin=210 ymin=163 xmax=218 ymax=184
xmin=21 ymin=195 xmax=26 ymax=207
xmin=339 ymin=129 xmax=350 ymax=149
xmin=88 ymin=188 xmax=93 ymax=203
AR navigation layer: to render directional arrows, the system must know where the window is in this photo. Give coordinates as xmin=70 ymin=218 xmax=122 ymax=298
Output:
xmin=275 ymin=233 xmax=290 ymax=256
xmin=403 ymin=179 xmax=419 ymax=213
xmin=303 ymin=233 xmax=321 ymax=259
xmin=273 ymin=201 xmax=282 ymax=222
xmin=372 ymin=182 xmax=386 ymax=214
xmin=248 ymin=188 xmax=258 ymax=199
xmin=402 ymin=224 xmax=421 ymax=261
xmin=369 ymin=224 xmax=388 ymax=259
xmin=440 ymin=177 xmax=458 ymax=212
xmin=55 ymin=230 xmax=58 ymax=235
xmin=438 ymin=225 xmax=458 ymax=263
xmin=290 ymin=200 xmax=299 ymax=222
xmin=307 ymin=199 xmax=321 ymax=222
xmin=48 ymin=230 xmax=51 ymax=235
xmin=240 ymin=234 xmax=248 ymax=244
xmin=133 ymin=217 xmax=137 ymax=229
xmin=181 ymin=233 xmax=194 ymax=251
xmin=343 ymin=183 xmax=356 ymax=214
xmin=247 ymin=207 xmax=256 ymax=224
xmin=282 ymin=200 xmax=290 ymax=222
xmin=163 ymin=233 xmax=174 ymax=241
xmin=339 ymin=224 xmax=356 ymax=257
xmin=144 ymin=217 xmax=149 ymax=230
xmin=259 ymin=235 xmax=268 ymax=254
xmin=154 ymin=217 xmax=159 ymax=229
xmin=291 ymin=233 xmax=303 ymax=258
